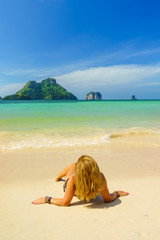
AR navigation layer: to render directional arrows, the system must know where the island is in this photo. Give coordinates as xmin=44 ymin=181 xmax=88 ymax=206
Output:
xmin=86 ymin=92 xmax=102 ymax=100
xmin=3 ymin=78 xmax=77 ymax=100
xmin=131 ymin=95 xmax=137 ymax=100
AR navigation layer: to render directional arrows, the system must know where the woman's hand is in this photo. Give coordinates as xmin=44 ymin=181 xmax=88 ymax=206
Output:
xmin=115 ymin=191 xmax=129 ymax=197
xmin=32 ymin=197 xmax=46 ymax=205
xmin=54 ymin=177 xmax=60 ymax=182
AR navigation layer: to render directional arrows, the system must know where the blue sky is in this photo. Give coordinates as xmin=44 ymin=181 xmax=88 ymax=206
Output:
xmin=0 ymin=0 xmax=160 ymax=99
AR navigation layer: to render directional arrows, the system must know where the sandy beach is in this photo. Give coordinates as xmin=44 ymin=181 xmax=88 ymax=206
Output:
xmin=1 ymin=0 xmax=160 ymax=237
xmin=0 ymin=136 xmax=160 ymax=240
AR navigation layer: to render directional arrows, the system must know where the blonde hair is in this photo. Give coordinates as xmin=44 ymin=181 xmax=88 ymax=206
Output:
xmin=75 ymin=155 xmax=103 ymax=202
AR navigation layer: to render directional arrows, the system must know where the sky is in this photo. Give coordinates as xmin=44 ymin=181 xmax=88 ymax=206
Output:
xmin=0 ymin=0 xmax=160 ymax=99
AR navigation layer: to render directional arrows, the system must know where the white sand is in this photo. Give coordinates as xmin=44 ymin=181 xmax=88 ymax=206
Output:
xmin=0 ymin=140 xmax=160 ymax=240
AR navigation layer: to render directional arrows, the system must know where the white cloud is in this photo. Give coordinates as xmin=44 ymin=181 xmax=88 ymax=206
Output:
xmin=2 ymin=46 xmax=160 ymax=80
xmin=122 ymin=47 xmax=160 ymax=59
xmin=5 ymin=69 xmax=37 ymax=76
xmin=56 ymin=64 xmax=160 ymax=88
xmin=1 ymin=63 xmax=160 ymax=98
xmin=138 ymin=82 xmax=160 ymax=86
xmin=0 ymin=82 xmax=25 ymax=97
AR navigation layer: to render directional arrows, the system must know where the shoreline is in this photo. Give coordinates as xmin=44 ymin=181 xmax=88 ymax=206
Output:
xmin=1 ymin=127 xmax=160 ymax=151
xmin=1 ymin=99 xmax=160 ymax=102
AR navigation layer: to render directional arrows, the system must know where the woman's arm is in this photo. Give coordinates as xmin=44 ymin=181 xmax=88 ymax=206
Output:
xmin=55 ymin=163 xmax=76 ymax=181
xmin=32 ymin=175 xmax=75 ymax=207
xmin=100 ymin=173 xmax=129 ymax=202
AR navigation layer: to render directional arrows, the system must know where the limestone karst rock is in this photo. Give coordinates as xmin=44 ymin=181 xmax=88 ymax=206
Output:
xmin=86 ymin=92 xmax=102 ymax=100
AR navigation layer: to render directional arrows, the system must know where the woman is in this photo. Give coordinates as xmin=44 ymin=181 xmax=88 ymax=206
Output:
xmin=32 ymin=155 xmax=129 ymax=206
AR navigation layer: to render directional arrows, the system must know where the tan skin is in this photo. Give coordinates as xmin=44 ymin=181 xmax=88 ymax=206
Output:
xmin=32 ymin=163 xmax=129 ymax=206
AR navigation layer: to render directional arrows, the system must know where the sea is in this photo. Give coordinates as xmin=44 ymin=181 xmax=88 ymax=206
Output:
xmin=0 ymin=100 xmax=160 ymax=151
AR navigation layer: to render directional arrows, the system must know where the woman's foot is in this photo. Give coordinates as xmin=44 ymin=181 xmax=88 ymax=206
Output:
xmin=116 ymin=191 xmax=129 ymax=197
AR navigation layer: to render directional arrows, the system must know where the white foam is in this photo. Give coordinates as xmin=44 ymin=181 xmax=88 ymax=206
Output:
xmin=0 ymin=135 xmax=110 ymax=151
xmin=1 ymin=126 xmax=160 ymax=151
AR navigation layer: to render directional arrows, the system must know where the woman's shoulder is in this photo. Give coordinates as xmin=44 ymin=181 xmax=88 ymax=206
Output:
xmin=69 ymin=163 xmax=76 ymax=172
xmin=101 ymin=172 xmax=106 ymax=182
xmin=69 ymin=163 xmax=76 ymax=168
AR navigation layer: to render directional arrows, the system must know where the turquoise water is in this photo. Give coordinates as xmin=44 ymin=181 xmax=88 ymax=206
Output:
xmin=0 ymin=100 xmax=160 ymax=150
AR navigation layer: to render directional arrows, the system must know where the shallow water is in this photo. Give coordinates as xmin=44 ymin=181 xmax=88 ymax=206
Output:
xmin=0 ymin=100 xmax=160 ymax=150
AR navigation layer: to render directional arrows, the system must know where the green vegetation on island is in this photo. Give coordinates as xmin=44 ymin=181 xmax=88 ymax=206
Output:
xmin=3 ymin=94 xmax=32 ymax=100
xmin=3 ymin=78 xmax=77 ymax=100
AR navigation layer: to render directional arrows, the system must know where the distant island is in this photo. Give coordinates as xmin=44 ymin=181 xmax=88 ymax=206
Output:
xmin=131 ymin=95 xmax=137 ymax=100
xmin=3 ymin=78 xmax=77 ymax=100
xmin=86 ymin=92 xmax=102 ymax=100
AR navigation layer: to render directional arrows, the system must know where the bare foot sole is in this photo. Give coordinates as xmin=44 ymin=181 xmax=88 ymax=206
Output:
xmin=117 ymin=191 xmax=129 ymax=197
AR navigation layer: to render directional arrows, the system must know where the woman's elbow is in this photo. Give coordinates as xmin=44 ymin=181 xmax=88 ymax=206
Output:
xmin=104 ymin=198 xmax=113 ymax=203
xmin=62 ymin=200 xmax=71 ymax=207
xmin=102 ymin=195 xmax=115 ymax=203
xmin=63 ymin=202 xmax=70 ymax=207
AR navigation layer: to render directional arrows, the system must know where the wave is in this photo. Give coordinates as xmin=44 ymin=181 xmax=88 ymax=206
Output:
xmin=0 ymin=127 xmax=159 ymax=151
xmin=0 ymin=134 xmax=110 ymax=151
xmin=110 ymin=128 xmax=160 ymax=139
